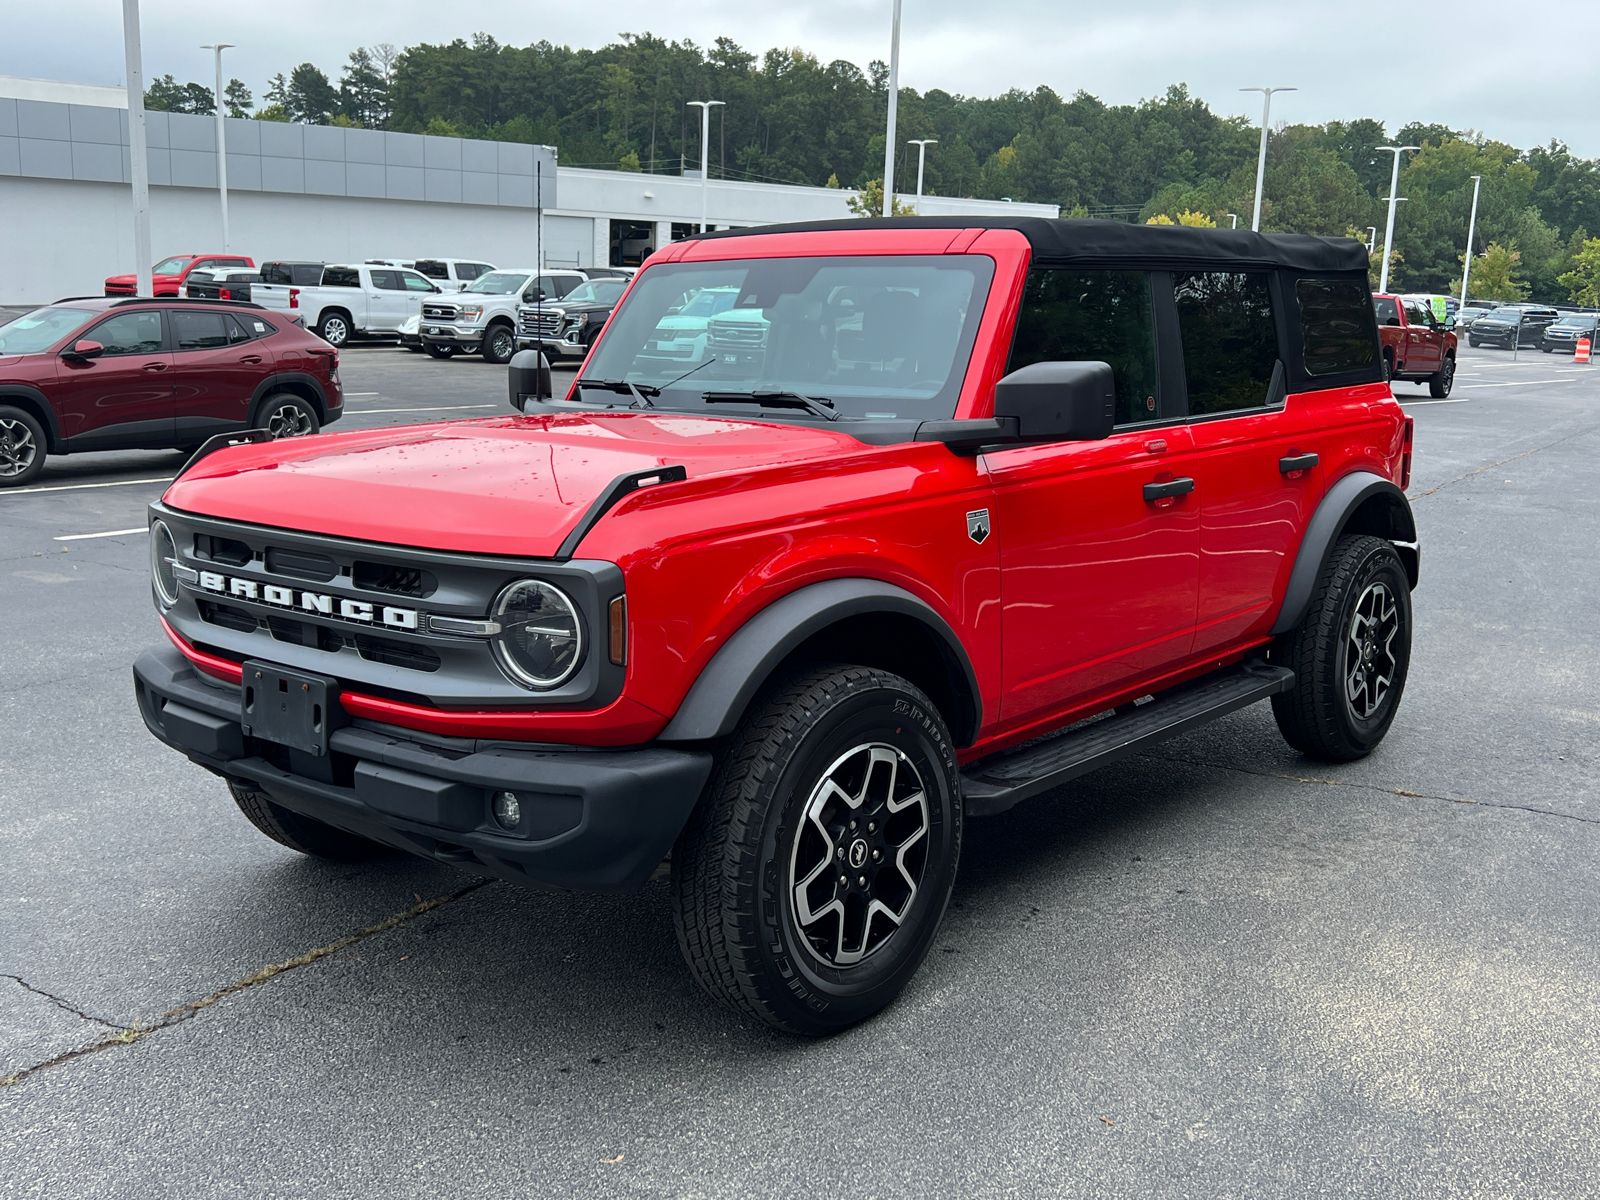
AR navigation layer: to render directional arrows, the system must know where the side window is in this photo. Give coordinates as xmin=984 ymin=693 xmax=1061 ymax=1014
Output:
xmin=87 ymin=311 xmax=163 ymax=356
xmin=369 ymin=270 xmax=402 ymax=291
xmin=1007 ymin=269 xmax=1160 ymax=426
xmin=1404 ymin=300 xmax=1432 ymax=327
xmin=1172 ymin=272 xmax=1280 ymax=416
xmin=1296 ymin=278 xmax=1378 ymax=377
xmin=552 ymin=276 xmax=581 ymax=297
xmin=170 ymin=310 xmax=230 ymax=350
xmin=322 ymin=267 xmax=360 ymax=288
xmin=1373 ymin=297 xmax=1400 ymax=326
xmin=414 ymin=260 xmax=448 ymax=280
xmin=223 ymin=314 xmax=255 ymax=343
xmin=292 ymin=264 xmax=324 ymax=286
xmin=454 ymin=263 xmax=481 ymax=281
xmin=401 ymin=271 xmax=435 ymax=292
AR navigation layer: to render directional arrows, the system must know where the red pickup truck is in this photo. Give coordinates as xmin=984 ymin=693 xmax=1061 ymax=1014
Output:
xmin=134 ymin=219 xmax=1416 ymax=1034
xmin=1373 ymin=293 xmax=1456 ymax=397
xmin=104 ymin=254 xmax=255 ymax=297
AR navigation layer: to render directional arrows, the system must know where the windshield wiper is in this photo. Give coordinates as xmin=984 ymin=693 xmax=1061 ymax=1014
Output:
xmin=575 ymin=378 xmax=658 ymax=408
xmin=701 ymin=391 xmax=839 ymax=421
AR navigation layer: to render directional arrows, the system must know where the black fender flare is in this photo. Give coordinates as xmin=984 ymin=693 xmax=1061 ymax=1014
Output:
xmin=248 ymin=373 xmax=328 ymax=423
xmin=0 ymin=384 xmax=65 ymax=453
xmin=657 ymin=578 xmax=983 ymax=746
xmin=1270 ymin=471 xmax=1419 ymax=636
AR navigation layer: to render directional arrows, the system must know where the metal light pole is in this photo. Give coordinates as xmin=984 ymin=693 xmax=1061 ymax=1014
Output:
xmin=686 ymin=100 xmax=723 ymax=233
xmin=1460 ymin=173 xmax=1483 ymax=307
xmin=201 ymin=43 xmax=234 ymax=252
xmin=1241 ymin=86 xmax=1295 ymax=231
xmin=909 ymin=138 xmax=937 ymax=210
xmin=1227 ymin=213 xmax=1238 ymax=229
xmin=1377 ymin=145 xmax=1420 ymax=294
xmin=122 ymin=0 xmax=152 ymax=297
xmin=882 ymin=0 xmax=903 ymax=216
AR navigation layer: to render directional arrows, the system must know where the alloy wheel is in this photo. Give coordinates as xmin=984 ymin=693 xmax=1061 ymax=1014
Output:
xmin=266 ymin=403 xmax=316 ymax=437
xmin=321 ymin=317 xmax=348 ymax=346
xmin=488 ymin=328 xmax=514 ymax=362
xmin=1345 ymin=581 xmax=1400 ymax=720
xmin=789 ymin=742 xmax=930 ymax=967
xmin=0 ymin=416 xmax=39 ymax=478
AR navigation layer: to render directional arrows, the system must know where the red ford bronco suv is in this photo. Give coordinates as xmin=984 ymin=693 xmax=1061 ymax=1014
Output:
xmin=133 ymin=219 xmax=1417 ymax=1035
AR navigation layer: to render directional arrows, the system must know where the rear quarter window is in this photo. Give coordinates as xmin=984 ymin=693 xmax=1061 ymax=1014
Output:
xmin=1298 ymin=279 xmax=1380 ymax=376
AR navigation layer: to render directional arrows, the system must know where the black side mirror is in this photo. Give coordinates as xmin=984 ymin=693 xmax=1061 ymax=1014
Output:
xmin=993 ymin=360 xmax=1115 ymax=442
xmin=507 ymin=349 xmax=553 ymax=411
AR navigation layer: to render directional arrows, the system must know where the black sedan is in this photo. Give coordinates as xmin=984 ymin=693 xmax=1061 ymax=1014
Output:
xmin=1540 ymin=314 xmax=1599 ymax=353
xmin=1468 ymin=306 xmax=1560 ymax=349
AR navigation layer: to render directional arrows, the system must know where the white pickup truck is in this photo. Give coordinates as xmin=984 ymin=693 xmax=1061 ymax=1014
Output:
xmin=253 ymin=263 xmax=443 ymax=347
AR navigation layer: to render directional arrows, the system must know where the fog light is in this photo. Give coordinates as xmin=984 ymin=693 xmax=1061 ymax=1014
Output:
xmin=492 ymin=791 xmax=522 ymax=831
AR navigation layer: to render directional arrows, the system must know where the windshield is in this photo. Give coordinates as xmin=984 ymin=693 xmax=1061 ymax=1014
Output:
xmin=563 ymin=280 xmax=628 ymax=306
xmin=1482 ymin=310 xmax=1521 ymax=323
xmin=1554 ymin=315 xmax=1595 ymax=326
xmin=153 ymin=257 xmax=191 ymax=275
xmin=581 ymin=256 xmax=996 ymax=421
xmin=675 ymin=287 xmax=741 ymax=318
xmin=465 ymin=271 xmax=532 ymax=295
xmin=0 ymin=307 xmax=93 ymax=356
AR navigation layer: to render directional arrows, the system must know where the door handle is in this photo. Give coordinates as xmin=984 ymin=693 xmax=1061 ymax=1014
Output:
xmin=142 ymin=361 xmax=168 ymax=372
xmin=238 ymin=355 xmax=262 ymax=364
xmin=1279 ymin=452 xmax=1319 ymax=474
xmin=1143 ymin=477 xmax=1195 ymax=502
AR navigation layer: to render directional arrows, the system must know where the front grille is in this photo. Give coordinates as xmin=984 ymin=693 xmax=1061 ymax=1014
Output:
xmin=198 ymin=599 xmax=258 ymax=633
xmin=354 ymin=561 xmax=433 ymax=597
xmin=519 ymin=310 xmax=562 ymax=338
xmin=355 ymin=635 xmax=441 ymax=672
xmin=265 ymin=546 xmax=338 ymax=582
xmin=195 ymin=534 xmax=252 ymax=566
xmin=422 ymin=303 xmax=458 ymax=321
xmin=710 ymin=324 xmax=767 ymax=347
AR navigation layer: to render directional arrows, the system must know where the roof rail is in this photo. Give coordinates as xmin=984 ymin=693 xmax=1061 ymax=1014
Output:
xmin=111 ymin=296 xmax=267 ymax=311
xmin=51 ymin=296 xmax=101 ymax=304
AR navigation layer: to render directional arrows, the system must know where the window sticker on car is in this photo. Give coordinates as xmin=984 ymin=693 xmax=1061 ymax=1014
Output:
xmin=253 ymin=322 xmax=266 ymax=332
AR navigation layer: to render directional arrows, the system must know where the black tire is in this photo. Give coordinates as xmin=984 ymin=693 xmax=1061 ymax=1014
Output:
xmin=255 ymin=393 xmax=320 ymax=438
xmin=228 ymin=780 xmax=396 ymax=861
xmin=482 ymin=324 xmax=516 ymax=364
xmin=316 ymin=311 xmax=351 ymax=347
xmin=1382 ymin=352 xmax=1395 ymax=384
xmin=671 ymin=665 xmax=962 ymax=1036
xmin=1428 ymin=353 xmax=1455 ymax=398
xmin=1469 ymin=337 xmax=1481 ymax=348
xmin=0 ymin=405 xmax=48 ymax=487
xmin=1271 ymin=534 xmax=1412 ymax=762
xmin=424 ymin=343 xmax=457 ymax=359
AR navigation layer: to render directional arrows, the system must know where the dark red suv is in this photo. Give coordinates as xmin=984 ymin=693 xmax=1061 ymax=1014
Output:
xmin=0 ymin=298 xmax=342 ymax=486
xmin=133 ymin=219 xmax=1416 ymax=1035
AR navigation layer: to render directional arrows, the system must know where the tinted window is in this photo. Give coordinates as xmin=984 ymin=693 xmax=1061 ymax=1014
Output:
xmin=414 ymin=260 xmax=448 ymax=279
xmin=171 ymin=310 xmax=230 ymax=350
xmin=1008 ymin=269 xmax=1160 ymax=426
xmin=1173 ymin=272 xmax=1280 ymax=416
xmin=1373 ymin=297 xmax=1400 ymax=325
xmin=88 ymin=311 xmax=164 ymax=356
xmin=1404 ymin=300 xmax=1434 ymax=326
xmin=400 ymin=271 xmax=435 ymax=292
xmin=1296 ymin=278 xmax=1378 ymax=376
xmin=291 ymin=264 xmax=324 ymax=286
xmin=322 ymin=267 xmax=360 ymax=288
xmin=369 ymin=270 xmax=403 ymax=291
xmin=223 ymin=314 xmax=254 ymax=343
xmin=0 ymin=307 xmax=93 ymax=355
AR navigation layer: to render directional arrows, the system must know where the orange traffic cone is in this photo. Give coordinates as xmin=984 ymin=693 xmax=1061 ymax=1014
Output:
xmin=1577 ymin=337 xmax=1592 ymax=364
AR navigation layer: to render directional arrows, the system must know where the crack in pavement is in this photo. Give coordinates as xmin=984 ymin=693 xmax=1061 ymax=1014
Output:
xmin=1410 ymin=419 xmax=1600 ymax=503
xmin=2 ymin=975 xmax=133 ymax=1030
xmin=1137 ymin=752 xmax=1600 ymax=827
xmin=0 ymin=878 xmax=491 ymax=1089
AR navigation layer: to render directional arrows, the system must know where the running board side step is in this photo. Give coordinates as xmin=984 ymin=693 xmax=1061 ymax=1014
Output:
xmin=961 ymin=663 xmax=1295 ymax=818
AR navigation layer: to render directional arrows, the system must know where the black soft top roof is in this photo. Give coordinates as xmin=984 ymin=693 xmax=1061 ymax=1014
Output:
xmin=694 ymin=216 xmax=1367 ymax=274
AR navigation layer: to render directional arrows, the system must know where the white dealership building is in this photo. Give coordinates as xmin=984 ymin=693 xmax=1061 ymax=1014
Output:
xmin=0 ymin=75 xmax=1057 ymax=307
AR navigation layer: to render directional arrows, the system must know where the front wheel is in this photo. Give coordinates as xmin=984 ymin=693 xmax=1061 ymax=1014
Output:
xmin=482 ymin=324 xmax=516 ymax=364
xmin=1428 ymin=354 xmax=1455 ymax=398
xmin=0 ymin=405 xmax=47 ymax=487
xmin=1469 ymin=337 xmax=1481 ymax=348
xmin=228 ymin=781 xmax=396 ymax=861
xmin=1271 ymin=534 xmax=1412 ymax=762
xmin=423 ymin=343 xmax=456 ymax=359
xmin=671 ymin=665 xmax=962 ymax=1036
xmin=255 ymin=393 xmax=320 ymax=438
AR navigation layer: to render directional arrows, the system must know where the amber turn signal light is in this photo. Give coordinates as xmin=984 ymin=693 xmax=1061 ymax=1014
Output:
xmin=608 ymin=595 xmax=627 ymax=666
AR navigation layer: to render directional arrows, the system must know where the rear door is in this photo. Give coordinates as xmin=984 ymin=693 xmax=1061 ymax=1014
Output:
xmin=989 ymin=267 xmax=1201 ymax=727
xmin=170 ymin=308 xmax=271 ymax=439
xmin=52 ymin=309 xmax=173 ymax=445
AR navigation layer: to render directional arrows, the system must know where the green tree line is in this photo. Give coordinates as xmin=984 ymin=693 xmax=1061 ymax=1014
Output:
xmin=143 ymin=30 xmax=1600 ymax=304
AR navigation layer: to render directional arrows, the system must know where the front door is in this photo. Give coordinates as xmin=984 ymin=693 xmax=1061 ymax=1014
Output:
xmin=53 ymin=309 xmax=174 ymax=446
xmin=170 ymin=309 xmax=272 ymax=441
xmin=1403 ymin=299 xmax=1442 ymax=373
xmin=989 ymin=267 xmax=1201 ymax=731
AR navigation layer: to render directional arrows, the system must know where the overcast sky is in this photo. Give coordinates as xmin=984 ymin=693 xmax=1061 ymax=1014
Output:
xmin=5 ymin=0 xmax=1593 ymax=158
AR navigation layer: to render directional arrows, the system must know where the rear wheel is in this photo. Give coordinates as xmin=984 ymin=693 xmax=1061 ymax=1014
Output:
xmin=482 ymin=324 xmax=516 ymax=364
xmin=1272 ymin=534 xmax=1412 ymax=762
xmin=424 ymin=343 xmax=457 ymax=359
xmin=671 ymin=665 xmax=962 ymax=1036
xmin=255 ymin=393 xmax=320 ymax=438
xmin=1382 ymin=352 xmax=1395 ymax=384
xmin=1428 ymin=354 xmax=1455 ymax=398
xmin=316 ymin=311 xmax=351 ymax=347
xmin=228 ymin=781 xmax=395 ymax=861
xmin=0 ymin=405 xmax=47 ymax=487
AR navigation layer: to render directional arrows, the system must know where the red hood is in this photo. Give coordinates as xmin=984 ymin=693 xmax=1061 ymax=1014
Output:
xmin=161 ymin=411 xmax=874 ymax=558
xmin=105 ymin=272 xmax=182 ymax=285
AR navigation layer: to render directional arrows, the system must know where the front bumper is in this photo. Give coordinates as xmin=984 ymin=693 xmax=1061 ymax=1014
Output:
xmin=515 ymin=333 xmax=586 ymax=357
xmin=133 ymin=644 xmax=712 ymax=892
xmin=421 ymin=324 xmax=483 ymax=348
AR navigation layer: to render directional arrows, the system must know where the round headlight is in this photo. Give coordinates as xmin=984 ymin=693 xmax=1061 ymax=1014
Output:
xmin=150 ymin=519 xmax=180 ymax=607
xmin=491 ymin=579 xmax=583 ymax=690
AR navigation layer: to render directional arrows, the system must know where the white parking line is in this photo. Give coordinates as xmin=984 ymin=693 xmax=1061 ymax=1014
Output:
xmin=1 ymin=476 xmax=173 ymax=497
xmin=350 ymin=404 xmax=500 ymax=414
xmin=54 ymin=527 xmax=148 ymax=541
xmin=1398 ymin=397 xmax=1471 ymax=405
xmin=1455 ymin=379 xmax=1571 ymax=388
xmin=344 ymin=392 xmax=382 ymax=397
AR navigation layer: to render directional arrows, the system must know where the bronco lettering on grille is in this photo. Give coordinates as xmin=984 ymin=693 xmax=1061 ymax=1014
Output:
xmin=196 ymin=570 xmax=418 ymax=630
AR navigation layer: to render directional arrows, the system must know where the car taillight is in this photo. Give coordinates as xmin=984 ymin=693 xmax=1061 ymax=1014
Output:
xmin=1400 ymin=416 xmax=1413 ymax=490
xmin=289 ymin=287 xmax=299 ymax=310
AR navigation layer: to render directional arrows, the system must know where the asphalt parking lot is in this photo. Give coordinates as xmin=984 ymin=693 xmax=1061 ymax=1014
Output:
xmin=3 ymin=340 xmax=1599 ymax=1197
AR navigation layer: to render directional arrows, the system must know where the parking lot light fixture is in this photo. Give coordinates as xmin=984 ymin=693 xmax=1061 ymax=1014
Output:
xmin=201 ymin=43 xmax=235 ymax=252
xmin=1377 ymin=145 xmax=1420 ymax=294
xmin=1227 ymin=213 xmax=1238 ymax=229
xmin=1461 ymin=174 xmax=1483 ymax=309
xmin=1366 ymin=226 xmax=1377 ymax=253
xmin=1241 ymin=87 xmax=1295 ymax=231
xmin=122 ymin=0 xmax=152 ymax=297
xmin=909 ymin=139 xmax=937 ymax=210
xmin=686 ymin=100 xmax=724 ymax=234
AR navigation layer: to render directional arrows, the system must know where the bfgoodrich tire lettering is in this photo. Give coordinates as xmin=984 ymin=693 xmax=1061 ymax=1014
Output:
xmin=1271 ymin=534 xmax=1412 ymax=761
xmin=671 ymin=665 xmax=962 ymax=1036
xmin=227 ymin=780 xmax=396 ymax=861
